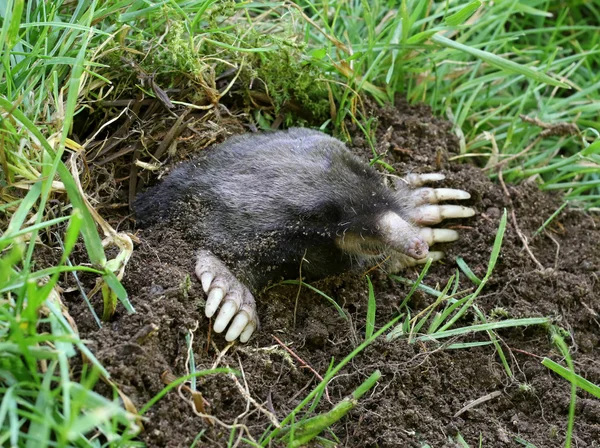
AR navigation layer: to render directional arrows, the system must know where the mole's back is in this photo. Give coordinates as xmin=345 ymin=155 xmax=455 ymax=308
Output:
xmin=134 ymin=128 xmax=382 ymax=232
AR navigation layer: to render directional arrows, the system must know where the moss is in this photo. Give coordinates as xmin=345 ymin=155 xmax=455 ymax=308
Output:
xmin=102 ymin=3 xmax=330 ymax=126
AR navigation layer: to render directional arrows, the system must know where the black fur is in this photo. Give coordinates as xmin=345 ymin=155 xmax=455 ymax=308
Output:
xmin=135 ymin=128 xmax=415 ymax=289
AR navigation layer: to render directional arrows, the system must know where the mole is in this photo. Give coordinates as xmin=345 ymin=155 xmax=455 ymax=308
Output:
xmin=134 ymin=128 xmax=475 ymax=343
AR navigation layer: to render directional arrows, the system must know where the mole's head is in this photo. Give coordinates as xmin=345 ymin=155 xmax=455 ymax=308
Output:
xmin=312 ymin=151 xmax=428 ymax=262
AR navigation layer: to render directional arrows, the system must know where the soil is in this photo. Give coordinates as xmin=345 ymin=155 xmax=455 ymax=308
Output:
xmin=65 ymin=100 xmax=600 ymax=447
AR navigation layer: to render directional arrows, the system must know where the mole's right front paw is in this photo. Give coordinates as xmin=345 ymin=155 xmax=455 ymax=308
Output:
xmin=195 ymin=250 xmax=259 ymax=342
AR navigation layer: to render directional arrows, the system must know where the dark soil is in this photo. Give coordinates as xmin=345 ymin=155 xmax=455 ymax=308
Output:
xmin=66 ymin=100 xmax=600 ymax=447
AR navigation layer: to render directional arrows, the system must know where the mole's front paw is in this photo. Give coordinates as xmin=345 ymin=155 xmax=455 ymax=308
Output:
xmin=389 ymin=173 xmax=475 ymax=271
xmin=195 ymin=250 xmax=259 ymax=342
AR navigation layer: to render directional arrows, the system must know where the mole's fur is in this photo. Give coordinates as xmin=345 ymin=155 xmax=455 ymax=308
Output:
xmin=134 ymin=127 xmax=474 ymax=342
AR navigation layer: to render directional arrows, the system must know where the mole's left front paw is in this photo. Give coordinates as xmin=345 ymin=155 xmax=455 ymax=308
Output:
xmin=195 ymin=250 xmax=259 ymax=342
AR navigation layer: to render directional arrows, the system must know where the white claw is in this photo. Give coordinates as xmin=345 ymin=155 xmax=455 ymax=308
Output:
xmin=436 ymin=188 xmax=471 ymax=201
xmin=225 ymin=312 xmax=250 ymax=342
xmin=414 ymin=188 xmax=471 ymax=204
xmin=200 ymin=272 xmax=213 ymax=293
xmin=427 ymin=251 xmax=445 ymax=262
xmin=405 ymin=251 xmax=445 ymax=267
xmin=240 ymin=321 xmax=257 ymax=343
xmin=414 ymin=205 xmax=475 ymax=225
xmin=419 ymin=228 xmax=460 ymax=244
xmin=405 ymin=173 xmax=446 ymax=187
xmin=433 ymin=228 xmax=460 ymax=242
xmin=213 ymin=301 xmax=238 ymax=333
xmin=440 ymin=205 xmax=476 ymax=219
xmin=205 ymin=288 xmax=224 ymax=318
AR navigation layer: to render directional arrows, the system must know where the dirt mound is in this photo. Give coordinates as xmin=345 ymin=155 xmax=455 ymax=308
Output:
xmin=66 ymin=100 xmax=600 ymax=447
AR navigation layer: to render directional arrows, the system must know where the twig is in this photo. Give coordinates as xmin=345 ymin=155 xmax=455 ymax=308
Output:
xmin=488 ymin=115 xmax=578 ymax=170
xmin=161 ymin=370 xmax=211 ymax=426
xmin=509 ymin=347 xmax=545 ymax=360
xmin=153 ymin=108 xmax=192 ymax=159
xmin=210 ymin=342 xmax=281 ymax=428
xmin=209 ymin=341 xmax=281 ymax=428
xmin=498 ymin=170 xmax=546 ymax=271
xmin=363 ymin=254 xmax=391 ymax=276
xmin=184 ymin=321 xmax=199 ymax=376
xmin=544 ymin=230 xmax=561 ymax=271
xmin=223 ymin=356 xmax=281 ymax=429
xmin=272 ymin=334 xmax=332 ymax=403
xmin=211 ymin=340 xmax=235 ymax=370
xmin=453 ymin=391 xmax=502 ymax=417
xmin=519 ymin=114 xmax=579 ymax=138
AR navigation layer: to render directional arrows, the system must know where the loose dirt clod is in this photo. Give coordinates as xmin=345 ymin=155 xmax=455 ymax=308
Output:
xmin=66 ymin=100 xmax=600 ymax=447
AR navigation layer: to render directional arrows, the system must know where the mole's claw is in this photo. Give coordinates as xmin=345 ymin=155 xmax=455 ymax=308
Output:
xmin=214 ymin=301 xmax=238 ymax=333
xmin=404 ymin=173 xmax=446 ymax=187
xmin=383 ymin=172 xmax=474 ymax=272
xmin=240 ymin=321 xmax=257 ymax=343
xmin=411 ymin=204 xmax=475 ymax=225
xmin=195 ymin=250 xmax=259 ymax=342
xmin=412 ymin=187 xmax=471 ymax=205
xmin=226 ymin=312 xmax=250 ymax=341
xmin=199 ymin=272 xmax=213 ymax=293
xmin=387 ymin=250 xmax=446 ymax=272
xmin=205 ymin=288 xmax=224 ymax=317
xmin=419 ymin=228 xmax=460 ymax=244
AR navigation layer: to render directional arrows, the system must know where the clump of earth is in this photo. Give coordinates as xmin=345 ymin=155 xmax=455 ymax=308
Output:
xmin=64 ymin=100 xmax=600 ymax=447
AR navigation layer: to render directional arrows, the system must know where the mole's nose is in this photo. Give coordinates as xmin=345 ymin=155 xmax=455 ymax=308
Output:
xmin=378 ymin=211 xmax=427 ymax=258
xmin=404 ymin=236 xmax=429 ymax=260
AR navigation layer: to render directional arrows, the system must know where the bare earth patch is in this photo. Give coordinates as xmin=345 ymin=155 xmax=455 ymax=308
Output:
xmin=65 ymin=100 xmax=600 ymax=447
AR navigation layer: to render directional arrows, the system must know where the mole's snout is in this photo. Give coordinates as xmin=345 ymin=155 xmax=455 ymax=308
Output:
xmin=404 ymin=236 xmax=429 ymax=260
xmin=378 ymin=212 xmax=428 ymax=258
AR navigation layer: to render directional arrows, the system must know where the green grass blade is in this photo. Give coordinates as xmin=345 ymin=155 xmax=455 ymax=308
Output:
xmin=549 ymin=327 xmax=579 ymax=447
xmin=139 ymin=369 xmax=236 ymax=416
xmin=277 ymin=280 xmax=347 ymax=320
xmin=0 ymin=97 xmax=107 ymax=267
xmin=103 ymin=271 xmax=134 ymax=313
xmin=261 ymin=314 xmax=403 ymax=446
xmin=431 ymin=34 xmax=569 ymax=88
xmin=542 ymin=358 xmax=600 ymax=399
xmin=455 ymin=256 xmax=482 ymax=286
xmin=365 ymin=275 xmax=376 ymax=340
xmin=416 ymin=317 xmax=550 ymax=341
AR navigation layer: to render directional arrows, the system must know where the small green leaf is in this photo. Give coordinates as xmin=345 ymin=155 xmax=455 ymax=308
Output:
xmin=486 ymin=209 xmax=507 ymax=277
xmin=311 ymin=48 xmax=327 ymax=60
xmin=103 ymin=271 xmax=135 ymax=313
xmin=445 ymin=1 xmax=481 ymax=27
xmin=277 ymin=280 xmax=347 ymax=319
xmin=365 ymin=276 xmax=376 ymax=340
xmin=60 ymin=209 xmax=83 ymax=264
xmin=2 ymin=182 xmax=42 ymax=244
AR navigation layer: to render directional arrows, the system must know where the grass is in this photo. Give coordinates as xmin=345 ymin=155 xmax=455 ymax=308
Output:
xmin=301 ymin=0 xmax=600 ymax=207
xmin=1 ymin=0 xmax=599 ymax=446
